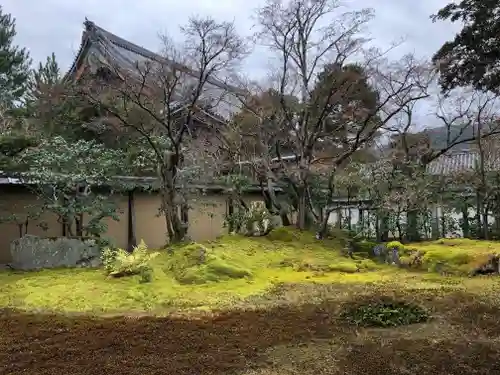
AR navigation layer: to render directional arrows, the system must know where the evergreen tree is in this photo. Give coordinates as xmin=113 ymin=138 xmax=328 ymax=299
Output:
xmin=309 ymin=63 xmax=381 ymax=161
xmin=28 ymin=52 xmax=93 ymax=138
xmin=0 ymin=6 xmax=31 ymax=107
xmin=432 ymin=0 xmax=500 ymax=92
xmin=31 ymin=52 xmax=61 ymax=94
xmin=26 ymin=52 xmax=61 ymax=113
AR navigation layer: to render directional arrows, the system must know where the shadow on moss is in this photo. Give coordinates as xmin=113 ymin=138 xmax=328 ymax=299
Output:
xmin=3 ymin=289 xmax=500 ymax=375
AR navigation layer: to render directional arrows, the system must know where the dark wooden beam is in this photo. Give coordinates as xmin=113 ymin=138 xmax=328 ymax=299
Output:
xmin=226 ymin=197 xmax=234 ymax=233
xmin=127 ymin=189 xmax=137 ymax=252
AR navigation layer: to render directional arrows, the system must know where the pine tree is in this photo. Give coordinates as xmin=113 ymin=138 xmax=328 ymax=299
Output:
xmin=32 ymin=52 xmax=61 ymax=92
xmin=432 ymin=0 xmax=500 ymax=93
xmin=0 ymin=6 xmax=31 ymax=107
xmin=27 ymin=52 xmax=61 ymax=107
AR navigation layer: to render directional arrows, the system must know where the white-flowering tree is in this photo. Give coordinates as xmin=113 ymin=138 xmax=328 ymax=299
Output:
xmin=15 ymin=136 xmax=130 ymax=238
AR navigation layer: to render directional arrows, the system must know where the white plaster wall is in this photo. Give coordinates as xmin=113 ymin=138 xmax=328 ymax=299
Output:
xmin=326 ymin=205 xmax=497 ymax=238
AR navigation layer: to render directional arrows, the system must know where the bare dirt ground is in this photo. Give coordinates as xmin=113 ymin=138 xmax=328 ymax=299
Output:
xmin=2 ymin=284 xmax=500 ymax=375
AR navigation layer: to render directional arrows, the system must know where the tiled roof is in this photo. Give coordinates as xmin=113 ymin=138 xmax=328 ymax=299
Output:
xmin=65 ymin=19 xmax=241 ymax=93
xmin=0 ymin=176 xmax=22 ymax=185
xmin=245 ymin=151 xmax=498 ymax=176
xmin=426 ymin=151 xmax=500 ymax=175
xmin=0 ymin=172 xmax=274 ymax=193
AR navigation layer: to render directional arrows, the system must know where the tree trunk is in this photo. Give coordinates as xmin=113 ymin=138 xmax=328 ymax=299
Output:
xmin=462 ymin=205 xmax=470 ymax=238
xmin=431 ymin=205 xmax=439 ymax=240
xmin=359 ymin=208 xmax=364 ymax=233
xmin=441 ymin=208 xmax=446 ymax=238
xmin=127 ymin=190 xmax=137 ymax=252
xmin=317 ymin=209 xmax=334 ymax=239
xmin=74 ymin=212 xmax=84 ymax=237
xmin=396 ymin=216 xmax=403 ymax=241
xmin=476 ymin=123 xmax=488 ymax=240
xmin=379 ymin=212 xmax=389 ymax=242
xmin=180 ymin=201 xmax=189 ymax=236
xmin=336 ymin=207 xmax=343 ymax=230
xmin=226 ymin=197 xmax=234 ymax=233
xmin=482 ymin=209 xmax=489 ymax=240
xmin=280 ymin=212 xmax=291 ymax=227
xmin=160 ymin=181 xmax=186 ymax=243
xmin=406 ymin=209 xmax=420 ymax=242
xmin=262 ymin=190 xmax=273 ymax=212
xmin=265 ymin=178 xmax=291 ymax=227
xmin=495 ymin=214 xmax=500 ymax=236
xmin=476 ymin=192 xmax=483 ymax=239
xmin=297 ymin=191 xmax=307 ymax=230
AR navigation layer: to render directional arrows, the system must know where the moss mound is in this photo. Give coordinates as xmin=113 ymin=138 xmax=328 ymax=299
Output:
xmin=404 ymin=238 xmax=500 ymax=275
xmin=266 ymin=226 xmax=313 ymax=243
xmin=164 ymin=229 xmax=382 ymax=286
xmin=275 ymin=254 xmax=380 ymax=274
xmin=165 ymin=243 xmax=252 ymax=285
xmin=341 ymin=297 xmax=430 ymax=327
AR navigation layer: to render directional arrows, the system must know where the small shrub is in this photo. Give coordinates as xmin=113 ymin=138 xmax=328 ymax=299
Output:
xmin=226 ymin=201 xmax=275 ymax=237
xmin=101 ymin=246 xmax=119 ymax=274
xmin=341 ymin=298 xmax=429 ymax=327
xmin=101 ymin=240 xmax=159 ymax=279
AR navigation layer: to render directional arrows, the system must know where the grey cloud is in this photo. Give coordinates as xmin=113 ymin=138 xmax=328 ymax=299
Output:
xmin=2 ymin=0 xmax=459 ymax=77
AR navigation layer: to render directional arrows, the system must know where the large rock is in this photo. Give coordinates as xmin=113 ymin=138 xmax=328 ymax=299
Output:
xmin=9 ymin=235 xmax=102 ymax=271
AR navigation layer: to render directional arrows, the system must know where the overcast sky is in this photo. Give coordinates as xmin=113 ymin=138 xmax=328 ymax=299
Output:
xmin=3 ymin=0 xmax=459 ymax=79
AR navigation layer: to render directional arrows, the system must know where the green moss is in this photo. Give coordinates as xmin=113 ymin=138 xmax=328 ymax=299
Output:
xmin=406 ymin=238 xmax=500 ymax=275
xmin=266 ymin=226 xmax=322 ymax=244
xmin=164 ymin=243 xmax=252 ymax=284
xmin=353 ymin=240 xmax=377 ymax=254
xmin=175 ymin=260 xmax=252 ymax=285
xmin=266 ymin=227 xmax=303 ymax=242
xmin=387 ymin=241 xmax=405 ymax=251
xmin=3 ymin=229 xmax=500 ymax=314
xmin=328 ymin=262 xmax=359 ymax=273
xmin=356 ymin=259 xmax=380 ymax=270
xmin=0 ymin=229 xmax=371 ymax=313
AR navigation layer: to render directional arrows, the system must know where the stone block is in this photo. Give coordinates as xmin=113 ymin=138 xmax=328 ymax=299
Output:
xmin=10 ymin=235 xmax=102 ymax=270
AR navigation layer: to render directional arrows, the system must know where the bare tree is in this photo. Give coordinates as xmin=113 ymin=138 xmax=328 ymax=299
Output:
xmin=363 ymin=89 xmax=500 ymax=241
xmin=81 ymin=16 xmax=246 ymax=243
xmin=226 ymin=0 xmax=432 ymax=236
xmin=432 ymin=90 xmax=500 ymax=239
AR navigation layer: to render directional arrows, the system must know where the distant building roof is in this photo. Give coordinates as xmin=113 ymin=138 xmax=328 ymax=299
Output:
xmin=427 ymin=150 xmax=500 ymax=175
xmin=0 ymin=176 xmax=22 ymax=185
xmin=243 ymin=150 xmax=499 ymax=176
xmin=64 ymin=19 xmax=242 ymax=94
xmin=0 ymin=173 xmax=276 ymax=193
